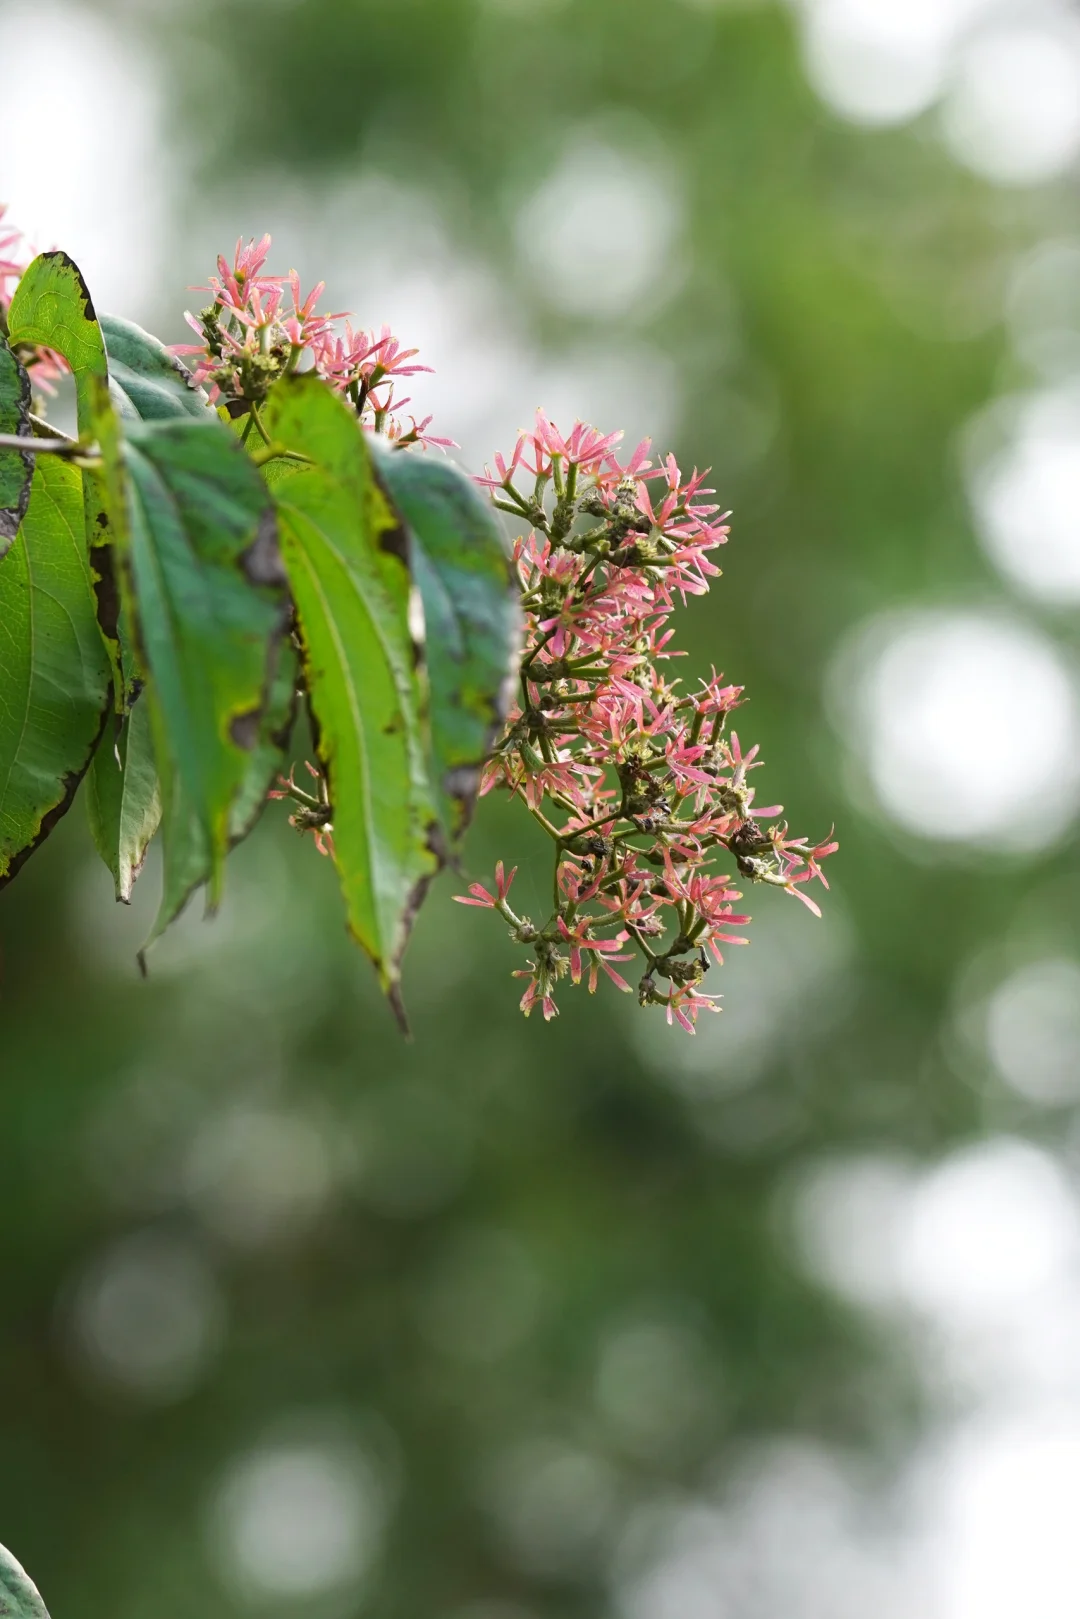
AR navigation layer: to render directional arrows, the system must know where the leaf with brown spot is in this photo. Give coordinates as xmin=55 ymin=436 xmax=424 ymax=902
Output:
xmin=0 ymin=336 xmax=32 ymax=558
xmin=139 ymin=640 xmax=299 ymax=961
xmin=0 ymin=452 xmax=112 ymax=888
xmin=7 ymin=252 xmax=123 ymax=698
xmin=118 ymin=416 xmax=288 ymax=908
xmin=85 ymin=692 xmax=162 ymax=903
xmin=262 ymin=374 xmax=441 ymax=1008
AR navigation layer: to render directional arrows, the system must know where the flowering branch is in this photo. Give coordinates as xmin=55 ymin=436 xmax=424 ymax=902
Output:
xmin=457 ymin=411 xmax=838 ymax=1032
xmin=1 ymin=209 xmax=836 ymax=1035
xmin=172 ymin=234 xmax=457 ymax=450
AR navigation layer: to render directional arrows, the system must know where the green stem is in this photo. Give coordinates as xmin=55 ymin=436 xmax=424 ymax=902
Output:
xmin=250 ymin=443 xmax=314 ymax=469
xmin=525 ymin=801 xmax=563 ymax=842
xmin=249 ymin=402 xmax=273 ymax=445
xmin=626 ymin=924 xmax=659 ymax=966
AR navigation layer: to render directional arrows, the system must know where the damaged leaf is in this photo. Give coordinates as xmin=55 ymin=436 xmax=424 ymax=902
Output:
xmin=121 ymin=416 xmax=287 ymax=907
xmin=262 ymin=374 xmax=441 ymax=1009
xmin=0 ymin=452 xmax=112 ymax=888
xmin=0 ymin=337 xmax=33 ymax=558
xmin=85 ymin=695 xmax=162 ymax=902
xmin=141 ymin=639 xmax=299 ymax=960
xmin=6 ymin=252 xmax=124 ymax=698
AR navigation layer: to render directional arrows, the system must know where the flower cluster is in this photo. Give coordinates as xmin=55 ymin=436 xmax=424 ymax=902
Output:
xmin=457 ymin=411 xmax=837 ymax=1031
xmin=175 ymin=234 xmax=454 ymax=450
xmin=268 ymin=760 xmax=335 ymax=859
xmin=0 ymin=206 xmax=66 ymax=392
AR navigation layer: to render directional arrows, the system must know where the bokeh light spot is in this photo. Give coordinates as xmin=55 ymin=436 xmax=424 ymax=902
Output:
xmin=829 ymin=608 xmax=1080 ymax=848
xmin=515 ymin=128 xmax=682 ymax=318
xmin=64 ymin=1229 xmax=225 ymax=1401
xmin=985 ymin=958 xmax=1080 ymax=1106
xmin=941 ymin=24 xmax=1080 ymax=186
xmin=966 ymin=387 xmax=1080 ymax=603
xmin=210 ymin=1439 xmax=388 ymax=1602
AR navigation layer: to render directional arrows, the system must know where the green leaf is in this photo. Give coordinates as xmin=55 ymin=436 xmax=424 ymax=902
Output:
xmin=262 ymin=374 xmax=441 ymax=1009
xmin=141 ymin=639 xmax=299 ymax=961
xmin=121 ymin=416 xmax=287 ymax=905
xmin=371 ymin=440 xmax=518 ymax=846
xmin=101 ymin=313 xmax=211 ymax=423
xmin=0 ymin=337 xmax=33 ymax=558
xmin=229 ymin=637 xmax=299 ymax=840
xmin=7 ymin=252 xmax=123 ymax=698
xmin=0 ymin=452 xmax=112 ymax=888
xmin=6 ymin=250 xmax=108 ymax=420
xmin=85 ymin=695 xmax=162 ymax=902
xmin=0 ymin=1541 xmax=50 ymax=1619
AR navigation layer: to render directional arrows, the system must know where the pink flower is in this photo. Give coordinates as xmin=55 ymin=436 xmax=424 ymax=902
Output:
xmin=467 ymin=409 xmax=837 ymax=1029
xmin=666 ymin=984 xmax=724 ymax=1033
xmin=557 ymin=917 xmax=634 ymax=992
xmin=453 ymin=862 xmax=517 ymax=909
xmin=175 ymin=235 xmax=447 ymax=446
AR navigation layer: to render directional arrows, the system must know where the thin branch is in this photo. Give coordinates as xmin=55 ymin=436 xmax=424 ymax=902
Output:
xmin=0 ymin=432 xmax=98 ymax=462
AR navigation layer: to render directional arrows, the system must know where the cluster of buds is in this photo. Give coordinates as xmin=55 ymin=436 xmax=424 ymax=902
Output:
xmin=174 ymin=234 xmax=454 ymax=450
xmin=0 ymin=206 xmax=66 ymax=392
xmin=457 ymin=412 xmax=837 ymax=1031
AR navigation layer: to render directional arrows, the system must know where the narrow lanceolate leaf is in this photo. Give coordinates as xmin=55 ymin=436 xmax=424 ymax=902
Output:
xmin=101 ymin=313 xmax=211 ymax=423
xmin=141 ymin=640 xmax=299 ymax=960
xmin=0 ymin=1541 xmax=50 ymax=1619
xmin=262 ymin=374 xmax=441 ymax=1007
xmin=0 ymin=453 xmax=112 ymax=888
xmin=122 ymin=417 xmax=287 ymax=906
xmin=85 ymin=696 xmax=162 ymax=902
xmin=6 ymin=252 xmax=123 ymax=695
xmin=0 ymin=338 xmax=33 ymax=557
xmin=371 ymin=440 xmax=519 ymax=848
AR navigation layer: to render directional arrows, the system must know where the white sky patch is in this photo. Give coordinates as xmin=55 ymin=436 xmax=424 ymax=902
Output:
xmin=985 ymin=958 xmax=1080 ymax=1106
xmin=924 ymin=1411 xmax=1080 ymax=1619
xmin=896 ymin=1139 xmax=1079 ymax=1324
xmin=941 ymin=22 xmax=1080 ymax=187
xmin=210 ymin=1437 xmax=390 ymax=1602
xmin=786 ymin=1140 xmax=1080 ymax=1329
xmin=828 ymin=608 xmax=1080 ymax=850
xmin=790 ymin=0 xmax=996 ymax=128
xmin=0 ymin=0 xmax=169 ymax=321
xmin=791 ymin=0 xmax=1080 ymax=194
xmin=514 ymin=129 xmax=683 ymax=320
xmin=614 ymin=1442 xmax=926 ymax=1619
xmin=965 ymin=386 xmax=1080 ymax=604
xmin=796 ymin=0 xmax=953 ymax=127
xmin=1005 ymin=239 xmax=1080 ymax=382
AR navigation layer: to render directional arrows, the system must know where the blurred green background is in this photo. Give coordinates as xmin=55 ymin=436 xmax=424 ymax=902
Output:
xmin=6 ymin=1 xmax=1080 ymax=1615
